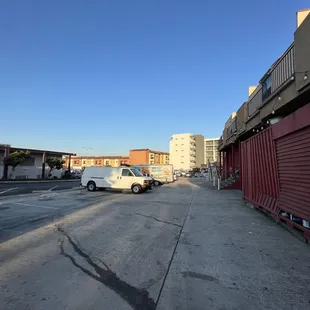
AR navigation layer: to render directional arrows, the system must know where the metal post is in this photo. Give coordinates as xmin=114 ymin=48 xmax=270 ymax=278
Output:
xmin=68 ymin=154 xmax=71 ymax=173
xmin=219 ymin=151 xmax=222 ymax=179
xmin=3 ymin=145 xmax=11 ymax=180
xmin=213 ymin=175 xmax=216 ymax=186
xmin=232 ymin=143 xmax=234 ymax=175
xmin=41 ymin=152 xmax=46 ymax=179
xmin=217 ymin=177 xmax=221 ymax=190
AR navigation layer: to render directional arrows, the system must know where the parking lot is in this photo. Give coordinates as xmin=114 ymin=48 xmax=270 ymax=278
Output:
xmin=0 ymin=179 xmax=80 ymax=197
xmin=1 ymin=178 xmax=309 ymax=310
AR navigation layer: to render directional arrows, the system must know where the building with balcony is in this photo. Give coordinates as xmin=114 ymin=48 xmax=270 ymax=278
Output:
xmin=217 ymin=9 xmax=310 ymax=240
xmin=169 ymin=133 xmax=204 ymax=170
xmin=129 ymin=149 xmax=169 ymax=166
xmin=205 ymin=138 xmax=220 ymax=164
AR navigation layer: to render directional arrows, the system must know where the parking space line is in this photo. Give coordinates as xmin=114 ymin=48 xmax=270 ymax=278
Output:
xmin=0 ymin=187 xmax=18 ymax=195
xmin=48 ymin=186 xmax=58 ymax=191
xmin=13 ymin=202 xmax=59 ymax=210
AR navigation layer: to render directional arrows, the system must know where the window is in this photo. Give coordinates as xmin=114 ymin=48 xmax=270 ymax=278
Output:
xmin=122 ymin=169 xmax=134 ymax=177
xmin=262 ymin=75 xmax=272 ymax=101
xmin=131 ymin=168 xmax=142 ymax=176
xmin=105 ymin=160 xmax=110 ymax=166
xmin=83 ymin=160 xmax=86 ymax=164
xmin=95 ymin=161 xmax=98 ymax=164
xmin=74 ymin=160 xmax=77 ymax=164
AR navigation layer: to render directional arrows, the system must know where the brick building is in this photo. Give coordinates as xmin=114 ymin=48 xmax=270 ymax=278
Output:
xmin=129 ymin=149 xmax=169 ymax=166
xmin=64 ymin=156 xmax=130 ymax=170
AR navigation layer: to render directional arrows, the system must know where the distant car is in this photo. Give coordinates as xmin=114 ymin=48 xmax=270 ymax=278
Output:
xmin=185 ymin=172 xmax=192 ymax=178
xmin=71 ymin=171 xmax=82 ymax=179
xmin=152 ymin=179 xmax=163 ymax=186
xmin=143 ymin=174 xmax=163 ymax=186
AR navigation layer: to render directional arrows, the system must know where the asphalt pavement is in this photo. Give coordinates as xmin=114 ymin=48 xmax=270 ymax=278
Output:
xmin=0 ymin=179 xmax=80 ymax=197
xmin=1 ymin=179 xmax=309 ymax=310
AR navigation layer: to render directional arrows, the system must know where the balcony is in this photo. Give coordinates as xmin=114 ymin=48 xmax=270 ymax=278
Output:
xmin=227 ymin=118 xmax=237 ymax=137
xmin=261 ymin=43 xmax=295 ymax=103
xmin=247 ymin=85 xmax=262 ymax=118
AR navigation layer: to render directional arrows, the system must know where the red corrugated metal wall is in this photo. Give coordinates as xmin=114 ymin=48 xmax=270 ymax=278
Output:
xmin=241 ymin=128 xmax=280 ymax=216
xmin=275 ymin=126 xmax=310 ymax=220
xmin=272 ymin=103 xmax=310 ymax=221
xmin=241 ymin=103 xmax=310 ymax=224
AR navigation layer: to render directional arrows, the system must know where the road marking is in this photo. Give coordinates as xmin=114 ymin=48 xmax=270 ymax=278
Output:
xmin=48 ymin=186 xmax=58 ymax=191
xmin=0 ymin=187 xmax=18 ymax=195
xmin=12 ymin=202 xmax=59 ymax=210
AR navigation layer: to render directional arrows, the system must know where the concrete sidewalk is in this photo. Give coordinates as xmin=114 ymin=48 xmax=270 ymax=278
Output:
xmin=157 ymin=180 xmax=310 ymax=310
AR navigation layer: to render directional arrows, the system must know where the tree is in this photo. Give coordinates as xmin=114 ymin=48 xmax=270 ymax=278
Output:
xmin=3 ymin=151 xmax=31 ymax=179
xmin=45 ymin=157 xmax=65 ymax=177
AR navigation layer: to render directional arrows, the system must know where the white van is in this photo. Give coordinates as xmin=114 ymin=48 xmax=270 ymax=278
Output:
xmin=81 ymin=166 xmax=153 ymax=194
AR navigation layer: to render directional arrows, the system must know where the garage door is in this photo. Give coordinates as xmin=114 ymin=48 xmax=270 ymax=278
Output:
xmin=276 ymin=125 xmax=310 ymax=220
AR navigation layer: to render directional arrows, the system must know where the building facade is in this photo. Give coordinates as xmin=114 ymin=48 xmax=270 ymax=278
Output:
xmin=205 ymin=138 xmax=220 ymax=164
xmin=64 ymin=156 xmax=130 ymax=170
xmin=217 ymin=9 xmax=310 ymax=240
xmin=0 ymin=144 xmax=75 ymax=179
xmin=129 ymin=149 xmax=169 ymax=166
xmin=169 ymin=133 xmax=205 ymax=170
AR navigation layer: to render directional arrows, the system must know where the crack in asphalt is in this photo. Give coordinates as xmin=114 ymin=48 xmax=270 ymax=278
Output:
xmin=135 ymin=213 xmax=182 ymax=228
xmin=57 ymin=227 xmax=156 ymax=310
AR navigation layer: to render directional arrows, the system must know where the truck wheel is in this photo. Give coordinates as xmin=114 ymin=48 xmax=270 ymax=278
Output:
xmin=154 ymin=181 xmax=159 ymax=186
xmin=132 ymin=184 xmax=141 ymax=194
xmin=87 ymin=181 xmax=96 ymax=192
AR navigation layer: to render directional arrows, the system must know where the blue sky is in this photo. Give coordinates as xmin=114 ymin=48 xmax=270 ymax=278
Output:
xmin=0 ymin=1 xmax=308 ymax=155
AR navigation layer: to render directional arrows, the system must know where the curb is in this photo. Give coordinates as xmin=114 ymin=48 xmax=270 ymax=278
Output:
xmin=0 ymin=179 xmax=79 ymax=184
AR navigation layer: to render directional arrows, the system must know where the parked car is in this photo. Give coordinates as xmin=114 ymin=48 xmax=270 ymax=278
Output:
xmin=142 ymin=173 xmax=163 ymax=186
xmin=152 ymin=179 xmax=163 ymax=186
xmin=71 ymin=171 xmax=82 ymax=179
xmin=185 ymin=172 xmax=192 ymax=178
xmin=81 ymin=167 xmax=152 ymax=194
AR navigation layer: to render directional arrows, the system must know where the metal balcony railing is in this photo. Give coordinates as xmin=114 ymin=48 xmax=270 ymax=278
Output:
xmin=261 ymin=43 xmax=295 ymax=102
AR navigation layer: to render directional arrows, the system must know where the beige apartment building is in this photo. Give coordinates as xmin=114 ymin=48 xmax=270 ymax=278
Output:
xmin=205 ymin=138 xmax=220 ymax=164
xmin=169 ymin=133 xmax=205 ymax=170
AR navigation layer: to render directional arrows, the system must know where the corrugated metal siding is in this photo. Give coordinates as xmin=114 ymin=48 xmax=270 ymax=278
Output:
xmin=241 ymin=128 xmax=280 ymax=215
xmin=276 ymin=125 xmax=310 ymax=220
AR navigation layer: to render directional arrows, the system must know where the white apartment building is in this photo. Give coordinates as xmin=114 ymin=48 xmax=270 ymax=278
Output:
xmin=205 ymin=138 xmax=220 ymax=164
xmin=169 ymin=133 xmax=205 ymax=170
